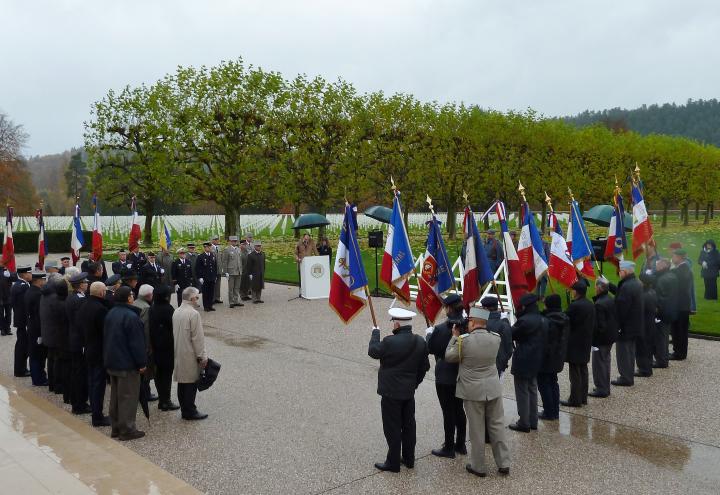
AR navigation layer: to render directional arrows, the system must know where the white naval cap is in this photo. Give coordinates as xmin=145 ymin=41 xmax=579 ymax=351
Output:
xmin=388 ymin=307 xmax=416 ymax=321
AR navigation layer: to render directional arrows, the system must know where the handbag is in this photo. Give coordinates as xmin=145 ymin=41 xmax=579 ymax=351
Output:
xmin=196 ymin=357 xmax=221 ymax=391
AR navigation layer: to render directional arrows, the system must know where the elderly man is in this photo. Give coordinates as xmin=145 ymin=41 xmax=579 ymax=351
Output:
xmin=134 ymin=284 xmax=157 ymax=402
xmin=652 ymin=259 xmax=678 ymax=368
xmin=66 ymin=272 xmax=91 ymax=414
xmin=10 ymin=266 xmax=32 ymax=376
xmin=612 ymin=261 xmax=644 ymax=386
xmin=295 ymin=232 xmax=318 ymax=264
xmin=105 ymin=274 xmax=122 ymax=303
xmin=112 ymin=249 xmax=130 ymax=275
xmin=150 ymin=284 xmax=179 ymax=411
xmin=247 ymin=241 xmax=266 ymax=304
xmin=80 ymin=282 xmax=112 ymax=426
xmin=562 ymin=280 xmax=595 ymax=407
xmin=104 ymin=286 xmax=147 ymax=441
xmin=173 ymin=287 xmax=208 ymax=420
xmin=172 ymin=247 xmax=194 ymax=306
xmin=425 ymin=294 xmax=467 ymax=458
xmin=25 ymin=271 xmax=48 ymax=386
xmin=368 ymin=308 xmax=430 ymax=473
xmin=446 ymin=307 xmax=511 ymax=477
xmin=220 ymin=236 xmax=245 ymax=308
xmin=670 ymin=249 xmax=693 ymax=360
xmin=590 ymin=277 xmax=618 ymax=398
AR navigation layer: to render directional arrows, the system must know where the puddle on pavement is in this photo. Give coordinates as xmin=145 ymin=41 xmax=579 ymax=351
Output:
xmin=204 ymin=325 xmax=269 ymax=349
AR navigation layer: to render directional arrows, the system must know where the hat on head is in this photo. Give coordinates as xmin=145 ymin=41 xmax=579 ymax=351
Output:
xmin=31 ymin=271 xmax=47 ymax=280
xmin=480 ymin=296 xmax=499 ymax=309
xmin=17 ymin=265 xmax=32 ymax=273
xmin=105 ymin=274 xmax=121 ymax=286
xmin=212 ymin=235 xmax=219 ymax=240
xmin=544 ymin=293 xmax=562 ymax=310
xmin=118 ymin=249 xmax=126 ymax=254
xmin=519 ymin=293 xmax=539 ymax=307
xmin=202 ymin=241 xmax=212 ymax=247
xmin=43 ymin=260 xmax=57 ymax=270
xmin=229 ymin=236 xmax=238 ymax=241
xmin=468 ymin=307 xmax=490 ymax=320
xmin=176 ymin=247 xmax=186 ymax=254
xmin=60 ymin=256 xmax=70 ymax=261
xmin=254 ymin=241 xmax=262 ymax=246
xmin=487 ymin=229 xmax=496 ymax=234
xmin=388 ymin=307 xmax=416 ymax=321
xmin=570 ymin=280 xmax=588 ymax=294
xmin=69 ymin=272 xmax=89 ymax=284
xmin=186 ymin=243 xmax=196 ymax=248
xmin=147 ymin=251 xmax=156 ymax=257
xmin=442 ymin=293 xmax=462 ymax=306
xmin=121 ymin=271 xmax=138 ymax=281
xmin=619 ymin=260 xmax=636 ymax=270
xmin=673 ymin=248 xmax=687 ymax=257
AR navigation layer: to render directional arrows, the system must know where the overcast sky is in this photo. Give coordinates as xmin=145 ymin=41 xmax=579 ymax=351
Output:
xmin=2 ymin=0 xmax=719 ymax=156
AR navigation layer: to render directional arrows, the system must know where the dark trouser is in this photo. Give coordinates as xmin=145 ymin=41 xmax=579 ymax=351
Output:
xmin=108 ymin=369 xmax=141 ymax=436
xmin=537 ymin=372 xmax=559 ymax=418
xmin=240 ymin=274 xmax=251 ymax=298
xmin=591 ymin=345 xmax=612 ymax=395
xmin=568 ymin=363 xmax=588 ymax=405
xmin=704 ymin=277 xmax=718 ymax=300
xmin=616 ymin=339 xmax=636 ymax=384
xmin=252 ymin=287 xmax=263 ymax=302
xmin=28 ymin=339 xmax=48 ymax=386
xmin=636 ymin=331 xmax=654 ymax=375
xmin=176 ymin=285 xmax=190 ymax=307
xmin=380 ymin=396 xmax=416 ymax=468
xmin=47 ymin=349 xmax=56 ymax=391
xmin=87 ymin=364 xmax=107 ymax=422
xmin=653 ymin=321 xmax=670 ymax=367
xmin=513 ymin=376 xmax=538 ymax=428
xmin=55 ymin=351 xmax=71 ymax=399
xmin=201 ymin=280 xmax=215 ymax=310
xmin=0 ymin=304 xmax=11 ymax=334
xmin=13 ymin=326 xmax=29 ymax=376
xmin=671 ymin=311 xmax=690 ymax=359
xmin=435 ymin=383 xmax=466 ymax=449
xmin=155 ymin=364 xmax=173 ymax=405
xmin=70 ymin=351 xmax=89 ymax=410
xmin=177 ymin=382 xmax=199 ymax=417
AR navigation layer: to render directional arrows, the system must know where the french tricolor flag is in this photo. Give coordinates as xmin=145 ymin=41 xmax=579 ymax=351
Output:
xmin=547 ymin=212 xmax=578 ymax=288
xmin=496 ymin=201 xmax=528 ymax=309
xmin=567 ymin=202 xmax=596 ymax=280
xmin=631 ymin=184 xmax=653 ymax=259
xmin=380 ymin=191 xmax=415 ymax=303
xmin=329 ymin=204 xmax=368 ymax=324
xmin=461 ymin=206 xmax=494 ymax=309
xmin=517 ymin=202 xmax=548 ymax=292
xmin=2 ymin=206 xmax=15 ymax=272
xmin=70 ymin=203 xmax=84 ymax=266
xmin=36 ymin=207 xmax=48 ymax=269
xmin=129 ymin=196 xmax=142 ymax=252
xmin=92 ymin=194 xmax=103 ymax=261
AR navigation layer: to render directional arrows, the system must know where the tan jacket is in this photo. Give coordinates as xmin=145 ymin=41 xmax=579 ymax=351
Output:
xmin=295 ymin=239 xmax=318 ymax=261
xmin=220 ymin=245 xmax=243 ymax=276
xmin=445 ymin=329 xmax=502 ymax=401
xmin=172 ymin=301 xmax=208 ymax=383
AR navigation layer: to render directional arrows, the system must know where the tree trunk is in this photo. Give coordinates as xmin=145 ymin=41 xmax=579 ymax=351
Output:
xmin=446 ymin=204 xmax=457 ymax=240
xmin=142 ymin=201 xmax=154 ymax=245
xmin=695 ymin=201 xmax=700 ymax=220
xmin=704 ymin=202 xmax=711 ymax=225
xmin=682 ymin=203 xmax=689 ymax=226
xmin=540 ymin=203 xmax=547 ymax=234
xmin=662 ymin=201 xmax=668 ymax=227
xmin=293 ymin=202 xmax=301 ymax=239
xmin=483 ymin=212 xmax=490 ymax=230
xmin=711 ymin=202 xmax=715 ymax=219
xmin=224 ymin=204 xmax=238 ymax=238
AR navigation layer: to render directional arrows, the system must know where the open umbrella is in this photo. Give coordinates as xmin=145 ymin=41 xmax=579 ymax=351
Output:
xmin=292 ymin=213 xmax=330 ymax=230
xmin=582 ymin=205 xmax=632 ymax=232
xmin=364 ymin=205 xmax=392 ymax=224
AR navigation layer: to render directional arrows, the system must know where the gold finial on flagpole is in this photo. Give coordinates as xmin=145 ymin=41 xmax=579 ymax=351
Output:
xmin=390 ymin=176 xmax=397 ymax=194
xmin=518 ymin=181 xmax=527 ymax=202
xmin=462 ymin=190 xmax=469 ymax=206
xmin=426 ymin=194 xmax=435 ymax=215
xmin=544 ymin=191 xmax=554 ymax=213
xmin=568 ymin=187 xmax=576 ymax=203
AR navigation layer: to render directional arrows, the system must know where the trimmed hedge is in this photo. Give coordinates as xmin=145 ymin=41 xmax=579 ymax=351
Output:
xmin=11 ymin=231 xmax=93 ymax=253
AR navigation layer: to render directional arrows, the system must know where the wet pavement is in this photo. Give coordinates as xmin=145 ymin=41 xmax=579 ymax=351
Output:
xmin=1 ymin=259 xmax=719 ymax=494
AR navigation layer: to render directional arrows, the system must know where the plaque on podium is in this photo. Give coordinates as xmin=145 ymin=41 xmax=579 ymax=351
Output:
xmin=300 ymin=256 xmax=331 ymax=299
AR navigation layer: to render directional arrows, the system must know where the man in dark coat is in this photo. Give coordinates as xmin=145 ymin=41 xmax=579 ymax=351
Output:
xmin=139 ymin=252 xmax=164 ymax=288
xmin=590 ymin=277 xmax=618 ymax=398
xmin=425 ymin=294 xmax=466 ymax=458
xmin=59 ymin=257 xmax=71 ymax=275
xmin=51 ymin=278 xmax=72 ymax=404
xmin=25 ymin=272 xmax=48 ymax=386
xmin=652 ymin=259 xmax=678 ymax=368
xmin=105 ymin=274 xmax=122 ymax=304
xmin=239 ymin=239 xmax=252 ymax=301
xmin=40 ymin=275 xmax=60 ymax=392
xmin=368 ymin=308 xmax=430 ymax=473
xmin=195 ymin=242 xmax=218 ymax=311
xmin=127 ymin=246 xmax=147 ymax=274
xmin=481 ymin=296 xmax=513 ymax=375
xmin=112 ymin=249 xmax=131 ymax=275
xmin=121 ymin=271 xmax=140 ymax=299
xmin=699 ymin=240 xmax=720 ymax=300
xmin=670 ymin=249 xmax=693 ymax=360
xmin=636 ymin=273 xmax=657 ymax=377
xmin=171 ymin=247 xmax=194 ymax=306
xmin=612 ymin=261 xmax=644 ymax=386
xmin=80 ymin=282 xmax=112 ymax=426
xmin=10 ymin=266 xmax=32 ymax=376
xmin=509 ymin=293 xmax=546 ymax=432
xmin=66 ymin=272 xmax=91 ymax=414
xmin=538 ymin=294 xmax=569 ymax=420
xmin=247 ymin=241 xmax=266 ymax=304
xmin=0 ymin=259 xmax=12 ymax=336
xmin=149 ymin=284 xmax=179 ymax=411
xmin=562 ymin=280 xmax=595 ymax=407
xmin=104 ymin=287 xmax=147 ymax=441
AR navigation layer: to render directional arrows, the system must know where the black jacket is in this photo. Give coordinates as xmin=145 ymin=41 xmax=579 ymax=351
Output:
xmin=128 ymin=252 xmax=147 ymax=273
xmin=540 ymin=309 xmax=569 ymax=374
xmin=103 ymin=303 xmax=147 ymax=371
xmin=149 ymin=301 xmax=175 ymax=368
xmin=510 ymin=304 xmax=547 ymax=379
xmin=673 ymin=263 xmax=693 ymax=313
xmin=195 ymin=252 xmax=217 ymax=281
xmin=592 ymin=292 xmax=618 ymax=346
xmin=642 ymin=287 xmax=658 ymax=342
xmin=39 ymin=284 xmax=58 ymax=348
xmin=0 ymin=271 xmax=11 ymax=304
xmin=699 ymin=241 xmax=720 ymax=279
xmin=368 ymin=326 xmax=430 ymax=400
xmin=655 ymin=269 xmax=679 ymax=323
xmin=426 ymin=320 xmax=458 ymax=385
xmin=112 ymin=259 xmax=131 ymax=275
xmin=565 ymin=296 xmax=595 ymax=364
xmin=10 ymin=280 xmax=30 ymax=329
xmin=139 ymin=263 xmax=163 ymax=288
xmin=487 ymin=312 xmax=513 ymax=374
xmin=614 ymin=274 xmax=644 ymax=340
xmin=80 ymin=296 xmax=111 ymax=367
xmin=24 ymin=284 xmax=43 ymax=341
xmin=49 ymin=282 xmax=70 ymax=351
xmin=171 ymin=258 xmax=194 ymax=289
xmin=66 ymin=291 xmax=87 ymax=352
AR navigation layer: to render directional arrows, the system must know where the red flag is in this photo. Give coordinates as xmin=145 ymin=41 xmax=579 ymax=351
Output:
xmin=128 ymin=196 xmax=142 ymax=251
xmin=92 ymin=194 xmax=103 ymax=261
xmin=2 ymin=206 xmax=15 ymax=272
xmin=35 ymin=208 xmax=48 ymax=269
xmin=631 ymin=184 xmax=653 ymax=259
xmin=547 ymin=212 xmax=578 ymax=288
xmin=496 ymin=202 xmax=528 ymax=309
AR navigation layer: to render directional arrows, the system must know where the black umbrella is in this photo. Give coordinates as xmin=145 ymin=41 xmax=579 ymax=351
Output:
xmin=292 ymin=213 xmax=330 ymax=230
xmin=364 ymin=205 xmax=392 ymax=224
xmin=139 ymin=375 xmax=150 ymax=420
xmin=583 ymin=205 xmax=633 ymax=232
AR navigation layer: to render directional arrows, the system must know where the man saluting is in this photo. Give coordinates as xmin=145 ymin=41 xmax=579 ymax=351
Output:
xmin=368 ymin=308 xmax=430 ymax=473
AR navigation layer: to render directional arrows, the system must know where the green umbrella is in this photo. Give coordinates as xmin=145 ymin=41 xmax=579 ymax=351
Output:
xmin=582 ymin=205 xmax=633 ymax=232
xmin=364 ymin=205 xmax=392 ymax=224
xmin=292 ymin=213 xmax=330 ymax=230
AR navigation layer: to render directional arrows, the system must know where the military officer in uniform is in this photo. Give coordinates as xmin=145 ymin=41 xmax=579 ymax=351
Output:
xmin=10 ymin=265 xmax=32 ymax=377
xmin=105 ymin=274 xmax=122 ymax=303
xmin=139 ymin=252 xmax=164 ymax=288
xmin=128 ymin=245 xmax=148 ymax=274
xmin=112 ymin=249 xmax=131 ymax=275
xmin=446 ymin=307 xmax=511 ymax=477
xmin=172 ymin=247 xmax=195 ymax=306
xmin=157 ymin=247 xmax=174 ymax=287
xmin=186 ymin=243 xmax=199 ymax=288
xmin=195 ymin=242 xmax=218 ymax=312
xmin=368 ymin=308 xmax=430 ymax=473
xmin=211 ymin=235 xmax=223 ymax=304
xmin=26 ymin=271 xmax=48 ymax=386
xmin=220 ymin=236 xmax=244 ymax=307
xmin=0 ymin=258 xmax=12 ymax=336
xmin=481 ymin=296 xmax=513 ymax=375
xmin=239 ymin=238 xmax=253 ymax=301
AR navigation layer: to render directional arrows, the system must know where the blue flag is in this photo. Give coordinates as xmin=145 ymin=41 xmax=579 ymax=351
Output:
xmin=570 ymin=200 xmax=592 ymax=261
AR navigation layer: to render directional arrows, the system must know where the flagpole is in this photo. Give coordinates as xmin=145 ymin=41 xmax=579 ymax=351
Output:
xmin=568 ymin=187 xmax=601 ymax=273
xmin=541 ymin=192 xmax=560 ymax=295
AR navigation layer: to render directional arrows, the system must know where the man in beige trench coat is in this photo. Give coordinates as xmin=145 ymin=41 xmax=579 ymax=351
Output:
xmin=173 ymin=287 xmax=208 ymax=420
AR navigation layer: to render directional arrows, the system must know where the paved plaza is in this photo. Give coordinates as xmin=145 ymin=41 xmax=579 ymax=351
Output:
xmin=1 ymin=266 xmax=719 ymax=494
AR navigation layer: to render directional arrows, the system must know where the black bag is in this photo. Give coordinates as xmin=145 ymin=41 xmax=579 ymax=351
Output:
xmin=196 ymin=357 xmax=221 ymax=391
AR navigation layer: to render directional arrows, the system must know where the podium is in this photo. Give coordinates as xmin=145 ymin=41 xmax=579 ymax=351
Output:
xmin=300 ymin=256 xmax=331 ymax=299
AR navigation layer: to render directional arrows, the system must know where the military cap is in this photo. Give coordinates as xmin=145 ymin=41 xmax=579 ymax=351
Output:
xmin=60 ymin=256 xmax=70 ymax=261
xmin=468 ymin=307 xmax=490 ymax=320
xmin=105 ymin=274 xmax=122 ymax=286
xmin=389 ymin=307 xmax=416 ymax=321
xmin=212 ymin=235 xmax=219 ymax=241
xmin=229 ymin=236 xmax=239 ymax=241
xmin=202 ymin=241 xmax=212 ymax=247
xmin=31 ymin=271 xmax=47 ymax=280
xmin=117 ymin=249 xmax=126 ymax=254
xmin=69 ymin=272 xmax=89 ymax=284
xmin=673 ymin=249 xmax=687 ymax=257
xmin=147 ymin=251 xmax=156 ymax=257
xmin=519 ymin=292 xmax=539 ymax=307
xmin=442 ymin=293 xmax=462 ymax=306
xmin=176 ymin=247 xmax=186 ymax=254
xmin=487 ymin=229 xmax=496 ymax=235
xmin=44 ymin=260 xmax=57 ymax=270
xmin=186 ymin=242 xmax=196 ymax=248
xmin=253 ymin=241 xmax=262 ymax=247
xmin=16 ymin=265 xmax=32 ymax=273
xmin=480 ymin=296 xmax=499 ymax=309
xmin=619 ymin=260 xmax=636 ymax=270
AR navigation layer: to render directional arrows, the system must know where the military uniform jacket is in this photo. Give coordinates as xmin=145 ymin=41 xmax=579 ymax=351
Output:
xmin=171 ymin=258 xmax=194 ymax=289
xmin=368 ymin=326 xmax=430 ymax=400
xmin=139 ymin=262 xmax=163 ymax=288
xmin=445 ymin=329 xmax=502 ymax=401
xmin=186 ymin=252 xmax=199 ymax=282
xmin=128 ymin=252 xmax=147 ymax=273
xmin=10 ymin=279 xmax=30 ymax=328
xmin=112 ymin=259 xmax=130 ymax=275
xmin=24 ymin=285 xmax=43 ymax=341
xmin=247 ymin=251 xmax=265 ymax=291
xmin=195 ymin=252 xmax=217 ymax=282
xmin=0 ymin=271 xmax=11 ymax=304
xmin=614 ymin=274 xmax=644 ymax=340
xmin=220 ymin=245 xmax=244 ymax=276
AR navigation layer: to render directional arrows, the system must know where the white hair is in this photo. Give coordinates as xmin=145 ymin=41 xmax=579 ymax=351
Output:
xmin=89 ymin=281 xmax=106 ymax=297
xmin=64 ymin=266 xmax=80 ymax=279
xmin=182 ymin=286 xmax=199 ymax=301
xmin=138 ymin=284 xmax=154 ymax=298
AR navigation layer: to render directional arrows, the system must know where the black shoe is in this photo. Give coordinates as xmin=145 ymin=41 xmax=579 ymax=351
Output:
xmin=560 ymin=400 xmax=582 ymax=408
xmin=257 ymin=300 xmax=264 ymax=303
xmin=182 ymin=411 xmax=208 ymax=420
xmin=530 ymin=424 xmax=538 ymax=430
xmin=539 ymin=412 xmax=558 ymax=420
xmin=508 ymin=423 xmax=530 ymax=433
xmin=652 ymin=362 xmax=668 ymax=369
xmin=253 ymin=300 xmax=260 ymax=304
xmin=241 ymin=296 xmax=252 ymax=301
xmin=159 ymin=402 xmax=180 ymax=411
xmin=92 ymin=416 xmax=111 ymax=427
xmin=498 ymin=467 xmax=510 ymax=476
xmin=33 ymin=380 xmax=49 ymax=387
xmin=1 ymin=331 xmax=12 ymax=336
xmin=455 ymin=443 xmax=467 ymax=455
xmin=235 ymin=303 xmax=244 ymax=307
xmin=611 ymin=379 xmax=633 ymax=387
xmin=669 ymin=354 xmax=685 ymax=361
xmin=401 ymin=459 xmax=414 ymax=469
xmin=465 ymin=464 xmax=487 ymax=477
xmin=431 ymin=447 xmax=455 ymax=458
xmin=588 ymin=390 xmax=609 ymax=398
xmin=634 ymin=371 xmax=652 ymax=377
xmin=148 ymin=394 xmax=159 ymax=402
xmin=15 ymin=371 xmax=31 ymax=377
xmin=214 ymin=300 xmax=223 ymax=304
xmin=72 ymin=404 xmax=92 ymax=415
xmin=209 ymin=308 xmax=216 ymax=311
xmin=111 ymin=430 xmax=119 ymax=438
xmin=374 ymin=462 xmax=400 ymax=473
xmin=118 ymin=429 xmax=145 ymax=441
